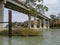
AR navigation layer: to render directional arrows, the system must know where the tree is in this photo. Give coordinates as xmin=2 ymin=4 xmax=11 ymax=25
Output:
xmin=36 ymin=4 xmax=48 ymax=14
xmin=25 ymin=0 xmax=37 ymax=8
xmin=57 ymin=13 xmax=60 ymax=20
xmin=50 ymin=15 xmax=57 ymax=21
xmin=50 ymin=14 xmax=57 ymax=28
xmin=25 ymin=0 xmax=48 ymax=15
xmin=25 ymin=0 xmax=43 ymax=8
xmin=30 ymin=8 xmax=38 ymax=16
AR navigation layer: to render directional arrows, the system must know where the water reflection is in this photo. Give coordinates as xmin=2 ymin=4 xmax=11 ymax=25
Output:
xmin=27 ymin=36 xmax=44 ymax=45
xmin=0 ymin=36 xmax=3 ymax=45
xmin=0 ymin=29 xmax=60 ymax=45
xmin=8 ymin=37 xmax=12 ymax=45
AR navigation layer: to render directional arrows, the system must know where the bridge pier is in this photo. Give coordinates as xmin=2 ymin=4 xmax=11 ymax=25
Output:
xmin=28 ymin=15 xmax=31 ymax=29
xmin=43 ymin=19 xmax=47 ymax=29
xmin=39 ymin=19 xmax=42 ymax=28
xmin=0 ymin=1 xmax=4 ymax=30
xmin=34 ymin=16 xmax=37 ymax=28
xmin=48 ymin=21 xmax=50 ymax=28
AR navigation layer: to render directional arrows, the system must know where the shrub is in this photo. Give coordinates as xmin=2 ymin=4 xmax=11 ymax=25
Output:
xmin=0 ymin=28 xmax=42 ymax=36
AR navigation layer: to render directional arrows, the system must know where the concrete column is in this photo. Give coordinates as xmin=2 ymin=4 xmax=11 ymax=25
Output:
xmin=43 ymin=19 xmax=46 ymax=29
xmin=48 ymin=21 xmax=50 ymax=28
xmin=34 ymin=16 xmax=37 ymax=28
xmin=40 ymin=19 xmax=42 ymax=28
xmin=28 ymin=15 xmax=31 ymax=29
xmin=0 ymin=1 xmax=4 ymax=30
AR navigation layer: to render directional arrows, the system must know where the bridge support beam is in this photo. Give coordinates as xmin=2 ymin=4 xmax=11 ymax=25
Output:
xmin=40 ymin=19 xmax=42 ymax=28
xmin=0 ymin=1 xmax=4 ymax=30
xmin=28 ymin=15 xmax=31 ymax=29
xmin=43 ymin=19 xmax=47 ymax=29
xmin=34 ymin=16 xmax=37 ymax=28
xmin=48 ymin=21 xmax=50 ymax=28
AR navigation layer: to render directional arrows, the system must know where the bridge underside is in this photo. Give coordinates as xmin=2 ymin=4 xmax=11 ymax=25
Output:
xmin=5 ymin=1 xmax=29 ymax=15
xmin=5 ymin=1 xmax=49 ymax=19
xmin=0 ymin=0 xmax=50 ymax=30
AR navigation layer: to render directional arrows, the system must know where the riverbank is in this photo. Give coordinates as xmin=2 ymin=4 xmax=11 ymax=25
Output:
xmin=0 ymin=28 xmax=42 ymax=36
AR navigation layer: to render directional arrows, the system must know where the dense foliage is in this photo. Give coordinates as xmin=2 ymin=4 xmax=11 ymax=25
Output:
xmin=50 ymin=14 xmax=60 ymax=28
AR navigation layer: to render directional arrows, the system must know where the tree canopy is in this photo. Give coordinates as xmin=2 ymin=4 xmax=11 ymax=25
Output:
xmin=25 ymin=0 xmax=48 ymax=16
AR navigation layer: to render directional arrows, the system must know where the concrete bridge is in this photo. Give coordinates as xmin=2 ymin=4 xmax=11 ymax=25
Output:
xmin=0 ymin=0 xmax=50 ymax=30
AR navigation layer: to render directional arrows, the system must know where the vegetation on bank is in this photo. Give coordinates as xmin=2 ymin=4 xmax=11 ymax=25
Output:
xmin=50 ymin=14 xmax=60 ymax=28
xmin=0 ymin=28 xmax=42 ymax=36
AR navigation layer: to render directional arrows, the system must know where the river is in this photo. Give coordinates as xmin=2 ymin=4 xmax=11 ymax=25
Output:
xmin=0 ymin=29 xmax=60 ymax=45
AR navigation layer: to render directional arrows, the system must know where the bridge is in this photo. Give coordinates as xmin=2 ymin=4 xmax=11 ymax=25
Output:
xmin=0 ymin=0 xmax=50 ymax=30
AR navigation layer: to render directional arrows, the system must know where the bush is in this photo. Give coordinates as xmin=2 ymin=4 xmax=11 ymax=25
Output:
xmin=0 ymin=28 xmax=42 ymax=36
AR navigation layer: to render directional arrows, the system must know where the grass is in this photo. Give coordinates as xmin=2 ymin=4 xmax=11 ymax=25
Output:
xmin=0 ymin=28 xmax=42 ymax=36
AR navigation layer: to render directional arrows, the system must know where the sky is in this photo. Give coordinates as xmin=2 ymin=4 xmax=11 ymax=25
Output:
xmin=4 ymin=0 xmax=60 ymax=22
xmin=44 ymin=0 xmax=60 ymax=17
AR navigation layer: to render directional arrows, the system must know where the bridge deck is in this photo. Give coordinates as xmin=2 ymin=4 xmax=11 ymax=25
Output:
xmin=5 ymin=0 xmax=49 ymax=20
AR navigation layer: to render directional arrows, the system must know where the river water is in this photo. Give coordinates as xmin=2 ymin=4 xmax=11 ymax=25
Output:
xmin=0 ymin=29 xmax=60 ymax=45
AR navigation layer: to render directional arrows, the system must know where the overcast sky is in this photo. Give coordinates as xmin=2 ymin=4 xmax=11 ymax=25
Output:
xmin=4 ymin=0 xmax=60 ymax=22
xmin=44 ymin=0 xmax=60 ymax=17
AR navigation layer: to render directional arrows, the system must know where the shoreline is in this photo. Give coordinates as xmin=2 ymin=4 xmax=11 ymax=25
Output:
xmin=0 ymin=28 xmax=42 ymax=36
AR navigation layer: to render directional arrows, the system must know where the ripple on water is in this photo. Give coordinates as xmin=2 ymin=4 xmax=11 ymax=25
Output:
xmin=0 ymin=29 xmax=60 ymax=45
